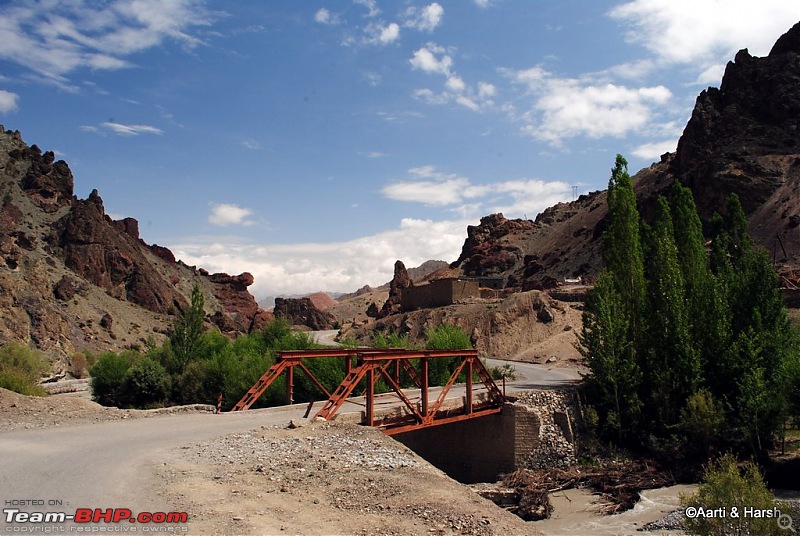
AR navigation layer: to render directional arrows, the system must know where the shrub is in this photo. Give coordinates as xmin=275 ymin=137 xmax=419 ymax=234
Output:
xmin=89 ymin=352 xmax=132 ymax=407
xmin=0 ymin=369 xmax=48 ymax=396
xmin=681 ymin=453 xmax=776 ymax=536
xmin=0 ymin=342 xmax=49 ymax=396
xmin=174 ymin=360 xmax=211 ymax=405
xmin=120 ymin=357 xmax=171 ymax=408
xmin=425 ymin=324 xmax=472 ymax=350
xmin=70 ymin=352 xmax=90 ymax=379
xmin=680 ymin=389 xmax=726 ymax=459
xmin=425 ymin=324 xmax=472 ymax=385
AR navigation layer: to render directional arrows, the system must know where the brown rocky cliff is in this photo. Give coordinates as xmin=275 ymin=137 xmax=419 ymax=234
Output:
xmin=0 ymin=125 xmax=270 ymax=358
xmin=273 ymin=297 xmax=336 ymax=330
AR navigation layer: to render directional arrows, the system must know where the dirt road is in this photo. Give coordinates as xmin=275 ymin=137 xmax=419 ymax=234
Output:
xmin=0 ymin=363 xmax=575 ymax=535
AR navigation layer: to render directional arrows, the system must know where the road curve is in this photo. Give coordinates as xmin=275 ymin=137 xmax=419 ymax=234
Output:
xmin=0 ymin=358 xmax=581 ymax=530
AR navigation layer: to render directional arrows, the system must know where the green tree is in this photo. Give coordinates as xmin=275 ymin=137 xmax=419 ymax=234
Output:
xmin=642 ymin=196 xmax=700 ymax=428
xmin=603 ymin=154 xmax=646 ymax=355
xmin=578 ymin=272 xmax=642 ymax=441
xmin=168 ymin=284 xmax=206 ymax=374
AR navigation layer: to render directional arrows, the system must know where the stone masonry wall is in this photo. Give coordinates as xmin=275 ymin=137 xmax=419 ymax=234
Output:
xmin=393 ymin=388 xmax=580 ymax=483
xmin=512 ymin=388 xmax=580 ymax=470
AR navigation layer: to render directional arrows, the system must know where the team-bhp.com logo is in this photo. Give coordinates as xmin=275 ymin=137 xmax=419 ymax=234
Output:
xmin=4 ymin=507 xmax=188 ymax=529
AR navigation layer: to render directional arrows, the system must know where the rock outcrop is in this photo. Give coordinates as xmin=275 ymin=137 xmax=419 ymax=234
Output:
xmin=273 ymin=297 xmax=336 ymax=330
xmin=379 ymin=260 xmax=412 ymax=318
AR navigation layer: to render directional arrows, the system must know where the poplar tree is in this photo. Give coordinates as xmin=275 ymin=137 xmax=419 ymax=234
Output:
xmin=603 ymin=155 xmax=646 ymax=355
xmin=578 ymin=273 xmax=641 ymax=441
xmin=643 ymin=196 xmax=700 ymax=428
xmin=169 ymin=284 xmax=206 ymax=374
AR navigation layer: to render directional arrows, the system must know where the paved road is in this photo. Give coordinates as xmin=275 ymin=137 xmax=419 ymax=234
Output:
xmin=0 ymin=358 xmax=580 ymax=530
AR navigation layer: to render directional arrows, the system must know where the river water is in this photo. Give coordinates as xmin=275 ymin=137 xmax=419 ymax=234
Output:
xmin=531 ymin=484 xmax=697 ymax=536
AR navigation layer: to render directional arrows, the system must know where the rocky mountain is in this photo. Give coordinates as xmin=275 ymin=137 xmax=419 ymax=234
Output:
xmin=449 ymin=21 xmax=800 ymax=291
xmin=0 ymin=127 xmax=270 ymax=362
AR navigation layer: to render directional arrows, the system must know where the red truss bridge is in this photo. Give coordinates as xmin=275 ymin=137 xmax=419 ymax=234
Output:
xmin=231 ymin=348 xmax=507 ymax=435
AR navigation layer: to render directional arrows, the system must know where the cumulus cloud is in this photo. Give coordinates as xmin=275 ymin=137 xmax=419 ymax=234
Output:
xmin=608 ymin=0 xmax=800 ymax=87
xmin=404 ymin=3 xmax=444 ymax=32
xmin=208 ymin=203 xmax=255 ymax=227
xmin=379 ymin=22 xmax=400 ymax=44
xmin=0 ymin=90 xmax=19 ymax=112
xmin=410 ymin=44 xmax=495 ymax=112
xmin=169 ymin=217 xmax=470 ymax=297
xmin=381 ymin=165 xmax=572 ymax=219
xmin=409 ymin=44 xmax=453 ymax=75
xmin=0 ymin=0 xmax=215 ymax=83
xmin=631 ymin=139 xmax=678 ymax=160
xmin=610 ymin=0 xmax=800 ymax=65
xmin=505 ymin=66 xmax=672 ymax=144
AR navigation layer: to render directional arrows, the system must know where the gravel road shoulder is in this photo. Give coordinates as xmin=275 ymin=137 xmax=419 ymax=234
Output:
xmin=156 ymin=420 xmax=538 ymax=535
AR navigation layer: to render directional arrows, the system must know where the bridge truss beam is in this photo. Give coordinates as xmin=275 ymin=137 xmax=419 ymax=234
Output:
xmin=231 ymin=348 xmax=506 ymax=433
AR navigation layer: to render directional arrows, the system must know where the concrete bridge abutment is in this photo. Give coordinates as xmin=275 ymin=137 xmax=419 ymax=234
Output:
xmin=394 ymin=389 xmax=579 ymax=484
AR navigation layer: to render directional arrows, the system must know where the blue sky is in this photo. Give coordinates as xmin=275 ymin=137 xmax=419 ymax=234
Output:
xmin=1 ymin=1 xmax=798 ymax=298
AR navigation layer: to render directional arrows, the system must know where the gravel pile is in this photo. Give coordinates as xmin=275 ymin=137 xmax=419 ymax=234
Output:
xmin=192 ymin=422 xmax=420 ymax=473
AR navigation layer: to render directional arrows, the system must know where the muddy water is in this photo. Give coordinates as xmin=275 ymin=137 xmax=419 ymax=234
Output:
xmin=531 ymin=484 xmax=698 ymax=536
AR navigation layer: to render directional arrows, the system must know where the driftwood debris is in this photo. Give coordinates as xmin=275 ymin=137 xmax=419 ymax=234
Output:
xmin=501 ymin=460 xmax=675 ymax=520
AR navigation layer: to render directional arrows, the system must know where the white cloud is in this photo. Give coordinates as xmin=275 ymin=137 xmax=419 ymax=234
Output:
xmin=404 ymin=3 xmax=444 ymax=32
xmin=241 ymin=139 xmax=261 ymax=150
xmin=506 ymin=66 xmax=672 ymax=144
xmin=473 ymin=0 xmax=491 ymax=7
xmin=379 ymin=22 xmax=400 ymax=44
xmin=445 ymin=75 xmax=465 ymax=93
xmin=0 ymin=90 xmax=18 ymax=112
xmin=477 ymin=82 xmax=496 ymax=98
xmin=92 ymin=121 xmax=163 ymax=136
xmin=409 ymin=44 xmax=452 ymax=75
xmin=631 ymin=139 xmax=678 ymax=160
xmin=363 ymin=21 xmax=400 ymax=45
xmin=0 ymin=0 xmax=214 ymax=83
xmin=80 ymin=121 xmax=163 ymax=136
xmin=169 ymin=218 xmax=470 ymax=297
xmin=382 ymin=165 xmax=572 ymax=219
xmin=208 ymin=203 xmax=255 ymax=227
xmin=314 ymin=8 xmax=340 ymax=25
xmin=354 ymin=0 xmax=380 ymax=18
xmin=609 ymin=0 xmax=800 ymax=66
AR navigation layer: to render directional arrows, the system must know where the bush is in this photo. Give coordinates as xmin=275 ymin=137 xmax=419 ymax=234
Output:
xmin=89 ymin=352 xmax=132 ymax=407
xmin=120 ymin=358 xmax=171 ymax=408
xmin=70 ymin=352 xmax=90 ymax=379
xmin=425 ymin=324 xmax=472 ymax=385
xmin=0 ymin=369 xmax=48 ymax=396
xmin=681 ymin=453 xmax=776 ymax=536
xmin=0 ymin=342 xmax=49 ymax=396
xmin=425 ymin=324 xmax=472 ymax=350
